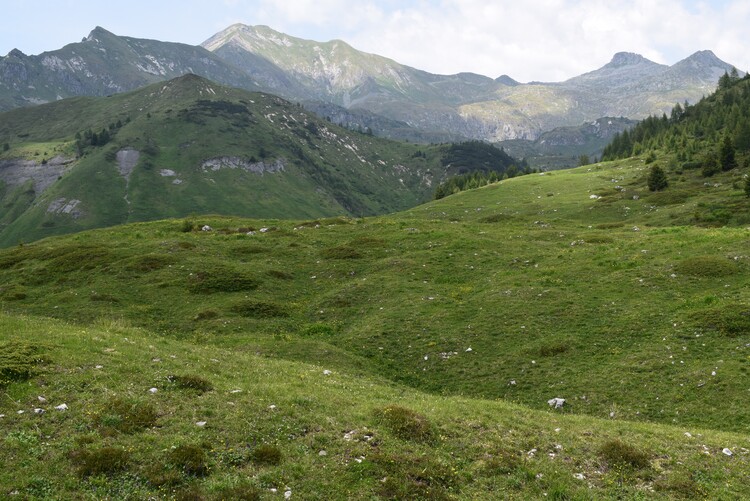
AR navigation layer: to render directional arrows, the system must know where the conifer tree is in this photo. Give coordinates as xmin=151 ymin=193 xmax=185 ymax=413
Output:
xmin=720 ymin=135 xmax=737 ymax=171
xmin=647 ymin=165 xmax=668 ymax=191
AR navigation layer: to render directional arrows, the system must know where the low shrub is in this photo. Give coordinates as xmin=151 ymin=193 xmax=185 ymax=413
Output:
xmin=374 ymin=405 xmax=434 ymax=443
xmin=170 ymin=444 xmax=210 ymax=477
xmin=126 ymin=254 xmax=177 ymax=272
xmin=321 ymin=245 xmax=361 ymax=259
xmin=0 ymin=342 xmax=49 ymax=387
xmin=479 ymin=213 xmax=513 ymax=223
xmin=250 ymin=444 xmax=282 ymax=466
xmin=193 ymin=310 xmax=219 ymax=321
xmin=213 ymin=483 xmax=261 ymax=500
xmin=370 ymin=452 xmax=457 ymax=500
xmin=538 ymin=341 xmax=570 ymax=357
xmin=675 ymin=256 xmax=737 ymax=277
xmin=96 ymin=398 xmax=158 ymax=434
xmin=167 ymin=374 xmax=214 ymax=394
xmin=187 ymin=266 xmax=259 ymax=294
xmin=599 ymin=439 xmax=650 ymax=469
xmin=71 ymin=446 xmax=130 ymax=477
xmin=231 ymin=300 xmax=288 ymax=318
xmin=690 ymin=305 xmax=750 ymax=337
xmin=482 ymin=448 xmax=522 ymax=475
xmin=267 ymin=269 xmax=293 ymax=280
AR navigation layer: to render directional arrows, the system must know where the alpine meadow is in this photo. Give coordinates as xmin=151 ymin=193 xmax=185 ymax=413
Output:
xmin=1 ymin=18 xmax=750 ymax=501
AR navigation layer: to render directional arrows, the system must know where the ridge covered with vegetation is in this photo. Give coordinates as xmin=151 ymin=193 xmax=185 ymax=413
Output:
xmin=0 ymin=75 xmax=523 ymax=247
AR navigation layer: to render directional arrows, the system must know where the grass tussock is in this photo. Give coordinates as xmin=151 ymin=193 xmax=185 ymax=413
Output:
xmin=250 ymin=444 xmax=283 ymax=466
xmin=96 ymin=398 xmax=158 ymax=434
xmin=170 ymin=444 xmax=210 ymax=477
xmin=690 ymin=305 xmax=750 ymax=337
xmin=675 ymin=256 xmax=738 ymax=277
xmin=231 ymin=300 xmax=288 ymax=318
xmin=126 ymin=254 xmax=177 ymax=273
xmin=321 ymin=245 xmax=362 ymax=259
xmin=479 ymin=213 xmax=513 ymax=223
xmin=370 ymin=452 xmax=458 ymax=500
xmin=599 ymin=439 xmax=651 ymax=470
xmin=70 ymin=446 xmax=130 ymax=477
xmin=0 ymin=341 xmax=49 ymax=386
xmin=374 ymin=405 xmax=434 ymax=443
xmin=186 ymin=266 xmax=259 ymax=294
xmin=167 ymin=374 xmax=214 ymax=394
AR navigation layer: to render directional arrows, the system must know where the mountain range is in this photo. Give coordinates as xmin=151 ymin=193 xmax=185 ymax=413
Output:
xmin=0 ymin=25 xmax=738 ymax=143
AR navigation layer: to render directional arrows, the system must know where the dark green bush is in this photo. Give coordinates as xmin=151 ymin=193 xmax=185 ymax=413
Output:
xmin=96 ymin=398 xmax=158 ymax=434
xmin=599 ymin=439 xmax=650 ymax=469
xmin=267 ymin=269 xmax=294 ymax=280
xmin=167 ymin=374 xmax=214 ymax=394
xmin=321 ymin=245 xmax=362 ymax=259
xmin=374 ymin=405 xmax=434 ymax=442
xmin=170 ymin=444 xmax=210 ymax=477
xmin=187 ymin=266 xmax=259 ymax=294
xmin=126 ymin=254 xmax=177 ymax=272
xmin=483 ymin=448 xmax=522 ymax=475
xmin=690 ymin=305 xmax=750 ymax=337
xmin=0 ymin=342 xmax=48 ymax=387
xmin=538 ymin=341 xmax=570 ymax=357
xmin=71 ymin=446 xmax=130 ymax=477
xmin=675 ymin=256 xmax=737 ymax=277
xmin=250 ymin=444 xmax=283 ymax=466
xmin=212 ymin=483 xmax=261 ymax=500
xmin=193 ymin=310 xmax=219 ymax=321
xmin=231 ymin=300 xmax=287 ymax=318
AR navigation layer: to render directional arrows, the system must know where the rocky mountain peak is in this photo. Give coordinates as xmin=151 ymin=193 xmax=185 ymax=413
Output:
xmin=681 ymin=50 xmax=724 ymax=67
xmin=606 ymin=52 xmax=651 ymax=68
xmin=6 ymin=48 xmax=26 ymax=59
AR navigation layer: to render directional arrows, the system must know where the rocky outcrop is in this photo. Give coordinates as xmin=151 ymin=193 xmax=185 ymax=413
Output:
xmin=0 ymin=155 xmax=73 ymax=194
xmin=200 ymin=156 xmax=285 ymax=174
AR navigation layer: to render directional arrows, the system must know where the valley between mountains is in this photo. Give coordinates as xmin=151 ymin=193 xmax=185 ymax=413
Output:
xmin=1 ymin=22 xmax=750 ymax=501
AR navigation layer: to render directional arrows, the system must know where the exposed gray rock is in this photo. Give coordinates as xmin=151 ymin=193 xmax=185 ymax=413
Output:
xmin=116 ymin=148 xmax=140 ymax=180
xmin=547 ymin=397 xmax=566 ymax=409
xmin=47 ymin=198 xmax=83 ymax=218
xmin=200 ymin=156 xmax=285 ymax=174
xmin=0 ymin=155 xmax=72 ymax=193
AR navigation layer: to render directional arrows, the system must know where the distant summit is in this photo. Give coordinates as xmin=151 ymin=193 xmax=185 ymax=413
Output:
xmin=605 ymin=52 xmax=655 ymax=68
xmin=495 ymin=74 xmax=520 ymax=86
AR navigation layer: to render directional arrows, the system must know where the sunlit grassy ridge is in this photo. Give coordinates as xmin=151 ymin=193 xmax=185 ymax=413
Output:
xmin=2 ymin=154 xmax=750 ymax=498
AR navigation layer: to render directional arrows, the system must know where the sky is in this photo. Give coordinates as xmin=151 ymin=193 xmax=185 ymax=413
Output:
xmin=2 ymin=0 xmax=748 ymax=82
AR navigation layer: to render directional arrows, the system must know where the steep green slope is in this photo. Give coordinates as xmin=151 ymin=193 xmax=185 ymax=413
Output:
xmin=2 ymin=312 xmax=748 ymax=499
xmin=0 ymin=74 xmax=466 ymax=247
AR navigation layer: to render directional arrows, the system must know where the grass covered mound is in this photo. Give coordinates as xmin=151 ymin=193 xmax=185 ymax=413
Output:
xmin=0 ymin=312 xmax=748 ymax=499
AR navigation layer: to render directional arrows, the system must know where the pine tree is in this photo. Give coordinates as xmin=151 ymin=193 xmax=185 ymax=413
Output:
xmin=720 ymin=135 xmax=737 ymax=171
xmin=647 ymin=165 xmax=668 ymax=191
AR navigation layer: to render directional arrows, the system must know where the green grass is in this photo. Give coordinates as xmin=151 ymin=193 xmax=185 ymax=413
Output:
xmin=1 ymin=154 xmax=750 ymax=497
xmin=0 ymin=312 xmax=748 ymax=499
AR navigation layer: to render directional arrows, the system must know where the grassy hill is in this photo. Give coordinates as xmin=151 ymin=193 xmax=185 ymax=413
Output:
xmin=1 ymin=146 xmax=750 ymax=497
xmin=0 ymin=75 xmax=490 ymax=247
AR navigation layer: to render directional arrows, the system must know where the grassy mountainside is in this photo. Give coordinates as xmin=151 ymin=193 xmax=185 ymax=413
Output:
xmin=1 ymin=153 xmax=750 ymax=498
xmin=0 ymin=74 xmax=467 ymax=247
